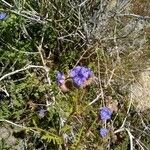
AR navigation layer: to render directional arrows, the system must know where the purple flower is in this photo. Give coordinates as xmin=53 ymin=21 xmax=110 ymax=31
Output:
xmin=70 ymin=66 xmax=82 ymax=78
xmin=38 ymin=109 xmax=47 ymax=118
xmin=56 ymin=72 xmax=65 ymax=85
xmin=70 ymin=66 xmax=93 ymax=87
xmin=0 ymin=12 xmax=7 ymax=20
xmin=100 ymin=128 xmax=108 ymax=137
xmin=100 ymin=107 xmax=112 ymax=121
xmin=73 ymin=76 xmax=86 ymax=86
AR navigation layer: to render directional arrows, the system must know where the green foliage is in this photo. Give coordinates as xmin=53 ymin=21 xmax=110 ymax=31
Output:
xmin=0 ymin=139 xmax=11 ymax=150
xmin=71 ymin=127 xmax=84 ymax=150
xmin=41 ymin=133 xmax=62 ymax=146
xmin=0 ymin=0 xmax=150 ymax=149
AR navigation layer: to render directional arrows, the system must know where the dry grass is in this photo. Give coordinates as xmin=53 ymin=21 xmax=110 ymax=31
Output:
xmin=0 ymin=0 xmax=150 ymax=149
xmin=131 ymin=70 xmax=150 ymax=111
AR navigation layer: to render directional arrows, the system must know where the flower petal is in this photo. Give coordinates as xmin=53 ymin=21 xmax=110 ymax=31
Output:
xmin=100 ymin=128 xmax=108 ymax=137
xmin=73 ymin=76 xmax=86 ymax=86
xmin=56 ymin=72 xmax=65 ymax=85
xmin=80 ymin=67 xmax=93 ymax=79
xmin=70 ymin=66 xmax=82 ymax=77
xmin=100 ymin=107 xmax=112 ymax=121
xmin=0 ymin=12 xmax=7 ymax=20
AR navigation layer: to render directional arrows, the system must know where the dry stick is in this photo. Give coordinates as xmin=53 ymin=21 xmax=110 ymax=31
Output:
xmin=114 ymin=84 xmax=133 ymax=132
xmin=136 ymin=139 xmax=149 ymax=150
xmin=6 ymin=2 xmax=52 ymax=23
xmin=114 ymin=127 xmax=134 ymax=150
xmin=137 ymin=112 xmax=150 ymax=131
xmin=36 ymin=36 xmax=55 ymax=105
xmin=78 ymin=0 xmax=88 ymax=7
xmin=74 ymin=43 xmax=98 ymax=67
xmin=37 ymin=37 xmax=46 ymax=67
xmin=1 ymin=0 xmax=13 ymax=7
xmin=113 ymin=23 xmax=120 ymax=63
xmin=49 ymin=1 xmax=79 ymax=30
xmin=0 ymin=61 xmax=9 ymax=76
xmin=125 ymin=128 xmax=134 ymax=150
xmin=96 ymin=48 xmax=105 ymax=103
xmin=114 ymin=87 xmax=134 ymax=149
xmin=117 ymin=13 xmax=150 ymax=19
xmin=117 ymin=0 xmax=132 ymax=13
xmin=88 ymin=92 xmax=102 ymax=106
xmin=113 ymin=95 xmax=132 ymax=134
xmin=0 ymin=119 xmax=62 ymax=141
xmin=0 ymin=86 xmax=9 ymax=97
xmin=0 ymin=119 xmax=36 ymax=132
xmin=10 ymin=10 xmax=45 ymax=23
xmin=37 ymin=38 xmax=50 ymax=85
xmin=37 ymin=35 xmax=51 ymax=85
xmin=0 ymin=65 xmax=45 ymax=81
xmin=0 ymin=40 xmax=39 ymax=55
xmin=120 ymin=86 xmax=133 ymax=129
xmin=105 ymin=68 xmax=115 ymax=87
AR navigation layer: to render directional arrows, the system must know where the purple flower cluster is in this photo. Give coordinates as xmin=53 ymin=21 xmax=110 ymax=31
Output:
xmin=56 ymin=66 xmax=93 ymax=88
xmin=99 ymin=107 xmax=112 ymax=138
xmin=56 ymin=72 xmax=65 ymax=85
xmin=100 ymin=128 xmax=108 ymax=137
xmin=38 ymin=108 xmax=47 ymax=118
xmin=100 ymin=107 xmax=112 ymax=121
xmin=0 ymin=12 xmax=7 ymax=20
xmin=70 ymin=66 xmax=93 ymax=87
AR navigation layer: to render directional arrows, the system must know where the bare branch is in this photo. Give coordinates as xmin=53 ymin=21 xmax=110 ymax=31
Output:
xmin=0 ymin=65 xmax=45 ymax=81
xmin=125 ymin=128 xmax=134 ymax=150
xmin=1 ymin=0 xmax=13 ymax=8
xmin=0 ymin=119 xmax=36 ymax=132
xmin=117 ymin=13 xmax=150 ymax=19
xmin=88 ymin=92 xmax=102 ymax=106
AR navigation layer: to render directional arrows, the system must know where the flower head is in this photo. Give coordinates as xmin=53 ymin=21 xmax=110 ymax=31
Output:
xmin=38 ymin=109 xmax=47 ymax=118
xmin=0 ymin=12 xmax=7 ymax=20
xmin=56 ymin=72 xmax=65 ymax=85
xmin=100 ymin=128 xmax=108 ymax=137
xmin=100 ymin=107 xmax=112 ymax=121
xmin=70 ymin=66 xmax=93 ymax=87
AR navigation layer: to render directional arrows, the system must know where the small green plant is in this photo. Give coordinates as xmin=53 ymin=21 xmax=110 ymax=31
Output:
xmin=0 ymin=0 xmax=150 ymax=149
